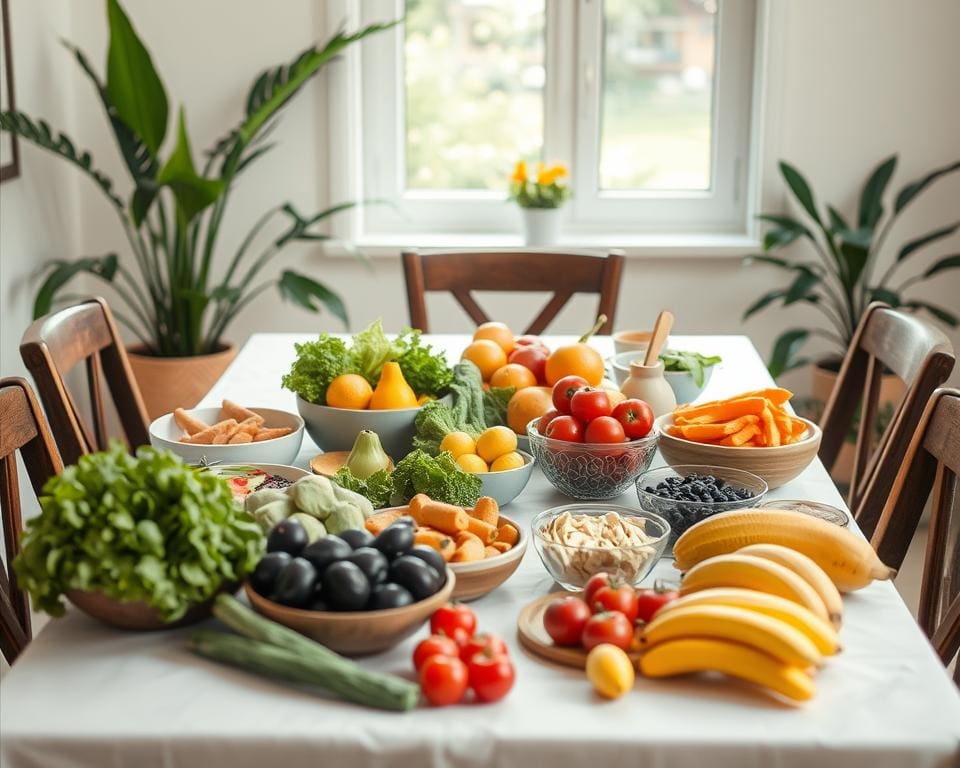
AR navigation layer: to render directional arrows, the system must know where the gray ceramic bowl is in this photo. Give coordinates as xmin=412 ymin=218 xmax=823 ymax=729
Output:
xmin=664 ymin=366 xmax=715 ymax=405
xmin=476 ymin=449 xmax=536 ymax=507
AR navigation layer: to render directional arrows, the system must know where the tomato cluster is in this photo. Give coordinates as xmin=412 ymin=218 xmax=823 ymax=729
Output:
xmin=538 ymin=376 xmax=654 ymax=444
xmin=543 ymin=574 xmax=679 ymax=652
xmin=414 ymin=603 xmax=516 ymax=706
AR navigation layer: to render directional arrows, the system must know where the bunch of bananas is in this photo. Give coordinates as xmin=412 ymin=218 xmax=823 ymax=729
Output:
xmin=639 ymin=508 xmax=895 ymax=703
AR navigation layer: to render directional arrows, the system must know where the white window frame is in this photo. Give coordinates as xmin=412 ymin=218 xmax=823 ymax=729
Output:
xmin=325 ymin=0 xmax=762 ymax=243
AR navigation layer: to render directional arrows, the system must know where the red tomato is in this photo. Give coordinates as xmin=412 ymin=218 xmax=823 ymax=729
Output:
xmin=612 ymin=399 xmax=655 ymax=440
xmin=543 ymin=596 xmax=591 ymax=646
xmin=636 ymin=587 xmax=680 ymax=623
xmin=413 ymin=634 xmax=461 ymax=671
xmin=551 ymin=375 xmax=589 ymax=414
xmin=581 ymin=611 xmax=634 ymax=652
xmin=570 ymin=387 xmax=612 ymax=422
xmin=509 ymin=345 xmax=549 ymax=383
xmin=584 ymin=415 xmax=626 ymax=444
xmin=593 ymin=584 xmax=639 ymax=623
xmin=430 ymin=603 xmax=477 ymax=639
xmin=544 ymin=415 xmax=584 ymax=443
xmin=467 ymin=650 xmax=516 ymax=703
xmin=459 ymin=632 xmax=509 ymax=663
xmin=583 ymin=573 xmax=611 ymax=607
xmin=536 ymin=408 xmax=559 ymax=435
xmin=419 ymin=655 xmax=469 ymax=706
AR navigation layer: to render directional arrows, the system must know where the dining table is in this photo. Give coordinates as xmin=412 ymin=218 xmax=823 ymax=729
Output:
xmin=2 ymin=332 xmax=958 ymax=768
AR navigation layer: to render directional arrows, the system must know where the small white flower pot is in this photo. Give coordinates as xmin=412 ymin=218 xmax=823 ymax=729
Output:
xmin=521 ymin=208 xmax=561 ymax=245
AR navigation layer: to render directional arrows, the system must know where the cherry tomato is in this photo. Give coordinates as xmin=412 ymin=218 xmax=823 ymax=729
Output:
xmin=543 ymin=596 xmax=591 ymax=646
xmin=419 ymin=655 xmax=469 ymax=706
xmin=583 ymin=573 xmax=611 ymax=607
xmin=584 ymin=415 xmax=626 ymax=444
xmin=570 ymin=387 xmax=612 ymax=423
xmin=509 ymin=345 xmax=549 ymax=384
xmin=552 ymin=375 xmax=589 ymax=414
xmin=430 ymin=603 xmax=477 ymax=639
xmin=467 ymin=650 xmax=516 ymax=703
xmin=459 ymin=632 xmax=509 ymax=663
xmin=413 ymin=634 xmax=461 ymax=671
xmin=581 ymin=611 xmax=634 ymax=652
xmin=612 ymin=399 xmax=655 ymax=440
xmin=536 ymin=408 xmax=560 ymax=435
xmin=636 ymin=587 xmax=680 ymax=623
xmin=545 ymin=415 xmax=584 ymax=443
xmin=593 ymin=583 xmax=639 ymax=623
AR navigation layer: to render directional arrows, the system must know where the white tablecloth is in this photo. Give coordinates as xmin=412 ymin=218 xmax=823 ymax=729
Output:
xmin=2 ymin=334 xmax=958 ymax=768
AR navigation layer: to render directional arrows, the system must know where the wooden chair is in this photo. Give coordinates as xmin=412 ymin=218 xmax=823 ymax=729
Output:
xmin=872 ymin=388 xmax=960 ymax=682
xmin=401 ymin=250 xmax=624 ymax=334
xmin=818 ymin=302 xmax=954 ymax=537
xmin=20 ymin=297 xmax=150 ymax=467
xmin=0 ymin=378 xmax=63 ymax=663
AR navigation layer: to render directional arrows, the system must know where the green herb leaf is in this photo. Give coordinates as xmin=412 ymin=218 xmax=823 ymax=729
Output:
xmin=280 ymin=334 xmax=349 ymax=404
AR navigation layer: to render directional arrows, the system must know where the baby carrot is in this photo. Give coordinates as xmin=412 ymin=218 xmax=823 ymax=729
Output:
xmin=490 ymin=541 xmax=512 ymax=553
xmin=365 ymin=509 xmax=403 ymax=535
xmin=469 ymin=496 xmax=500 ymax=527
xmin=451 ymin=531 xmax=485 ymax=563
xmin=495 ymin=522 xmax=519 ymax=546
xmin=414 ymin=529 xmax=456 ymax=561
xmin=466 ymin=516 xmax=498 ymax=544
xmin=484 ymin=546 xmax=501 ymax=559
xmin=410 ymin=499 xmax=469 ymax=534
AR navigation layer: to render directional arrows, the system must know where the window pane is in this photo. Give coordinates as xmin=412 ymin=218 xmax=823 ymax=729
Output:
xmin=600 ymin=0 xmax=718 ymax=191
xmin=404 ymin=0 xmax=545 ymax=191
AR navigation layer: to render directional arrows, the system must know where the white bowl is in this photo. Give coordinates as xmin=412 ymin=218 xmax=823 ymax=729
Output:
xmin=664 ymin=366 xmax=715 ymax=405
xmin=476 ymin=450 xmax=536 ymax=507
xmin=149 ymin=407 xmax=304 ymax=465
xmin=297 ymin=394 xmax=451 ymax=459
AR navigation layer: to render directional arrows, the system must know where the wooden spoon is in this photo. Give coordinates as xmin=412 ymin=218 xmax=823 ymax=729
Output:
xmin=643 ymin=310 xmax=674 ymax=366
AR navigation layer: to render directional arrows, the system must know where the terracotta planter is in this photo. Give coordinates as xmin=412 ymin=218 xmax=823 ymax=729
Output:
xmin=811 ymin=358 xmax=905 ymax=486
xmin=127 ymin=343 xmax=237 ymax=420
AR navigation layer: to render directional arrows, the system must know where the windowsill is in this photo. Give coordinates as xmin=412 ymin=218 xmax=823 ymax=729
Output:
xmin=324 ymin=232 xmax=761 ymax=259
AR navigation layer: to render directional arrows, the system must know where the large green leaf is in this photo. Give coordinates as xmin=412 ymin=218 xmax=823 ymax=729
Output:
xmin=923 ymin=254 xmax=960 ymax=279
xmin=105 ymin=0 xmax=168 ymax=155
xmin=784 ymin=270 xmax=821 ymax=303
xmin=756 ymin=214 xmax=814 ymax=241
xmin=904 ymin=301 xmax=959 ymax=327
xmin=827 ymin=205 xmax=849 ymax=233
xmin=768 ymin=329 xmax=811 ymax=379
xmin=743 ymin=289 xmax=787 ymax=319
xmin=778 ymin=162 xmax=822 ymax=225
xmin=868 ymin=287 xmax=901 ymax=306
xmin=839 ymin=241 xmax=870 ymax=292
xmin=278 ymin=270 xmax=348 ymax=326
xmin=857 ymin=155 xmax=897 ymax=229
xmin=896 ymin=222 xmax=960 ymax=262
xmin=894 ymin=160 xmax=960 ymax=214
xmin=33 ymin=255 xmax=119 ymax=318
xmin=156 ymin=110 xmax=225 ymax=225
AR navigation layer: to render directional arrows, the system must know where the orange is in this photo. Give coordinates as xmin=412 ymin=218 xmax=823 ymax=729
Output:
xmin=489 ymin=363 xmax=537 ymax=390
xmin=545 ymin=343 xmax=605 ymax=386
xmin=473 ymin=321 xmax=515 ymax=354
xmin=476 ymin=426 xmax=518 ymax=463
xmin=506 ymin=386 xmax=552 ymax=435
xmin=326 ymin=373 xmax=373 ymax=409
xmin=462 ymin=339 xmax=508 ymax=381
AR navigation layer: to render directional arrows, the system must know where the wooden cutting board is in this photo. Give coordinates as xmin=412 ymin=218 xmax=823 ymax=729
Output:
xmin=516 ymin=593 xmax=643 ymax=669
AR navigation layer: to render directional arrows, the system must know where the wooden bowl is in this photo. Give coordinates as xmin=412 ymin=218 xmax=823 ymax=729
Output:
xmin=67 ymin=587 xmax=232 ymax=631
xmin=244 ymin=568 xmax=455 ymax=655
xmin=449 ymin=514 xmax=527 ymax=601
xmin=654 ymin=414 xmax=823 ymax=490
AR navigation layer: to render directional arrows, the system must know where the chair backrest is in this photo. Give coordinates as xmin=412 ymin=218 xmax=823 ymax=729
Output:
xmin=818 ymin=302 xmax=955 ymax=536
xmin=0 ymin=377 xmax=63 ymax=663
xmin=19 ymin=297 xmax=150 ymax=467
xmin=872 ymin=388 xmax=960 ymax=682
xmin=401 ymin=250 xmax=624 ymax=334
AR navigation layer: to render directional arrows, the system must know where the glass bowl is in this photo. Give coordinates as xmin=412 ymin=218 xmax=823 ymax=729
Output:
xmin=635 ymin=464 xmax=767 ymax=543
xmin=526 ymin=419 xmax=659 ymax=500
xmin=531 ymin=503 xmax=671 ymax=591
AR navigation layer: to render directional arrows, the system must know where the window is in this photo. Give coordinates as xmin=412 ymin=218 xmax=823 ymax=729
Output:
xmin=333 ymin=0 xmax=758 ymax=240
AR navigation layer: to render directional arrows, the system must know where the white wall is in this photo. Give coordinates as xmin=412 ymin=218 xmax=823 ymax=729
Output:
xmin=3 ymin=0 xmax=959 ymax=394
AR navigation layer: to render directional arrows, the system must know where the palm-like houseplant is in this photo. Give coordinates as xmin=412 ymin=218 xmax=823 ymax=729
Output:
xmin=745 ymin=156 xmax=959 ymax=378
xmin=0 ymin=0 xmax=394 ymax=358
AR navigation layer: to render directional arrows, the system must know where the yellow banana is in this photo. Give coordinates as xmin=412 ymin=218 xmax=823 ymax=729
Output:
xmin=737 ymin=543 xmax=844 ymax=628
xmin=673 ymin=508 xmax=895 ymax=591
xmin=680 ymin=553 xmax=830 ymax=622
xmin=653 ymin=588 xmax=841 ymax=656
xmin=639 ymin=637 xmax=815 ymax=703
xmin=641 ymin=604 xmax=822 ymax=668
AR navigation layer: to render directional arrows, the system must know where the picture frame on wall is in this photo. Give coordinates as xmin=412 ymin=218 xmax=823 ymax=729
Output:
xmin=1 ymin=0 xmax=19 ymax=183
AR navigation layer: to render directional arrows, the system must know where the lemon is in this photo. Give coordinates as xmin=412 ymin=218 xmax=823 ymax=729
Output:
xmin=456 ymin=454 xmax=488 ymax=474
xmin=585 ymin=644 xmax=635 ymax=699
xmin=490 ymin=451 xmax=524 ymax=472
xmin=476 ymin=426 xmax=518 ymax=464
xmin=440 ymin=431 xmax=477 ymax=458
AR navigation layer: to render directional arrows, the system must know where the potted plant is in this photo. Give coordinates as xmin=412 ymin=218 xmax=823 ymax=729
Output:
xmin=743 ymin=155 xmax=959 ymax=481
xmin=509 ymin=160 xmax=571 ymax=245
xmin=0 ymin=0 xmax=394 ymax=417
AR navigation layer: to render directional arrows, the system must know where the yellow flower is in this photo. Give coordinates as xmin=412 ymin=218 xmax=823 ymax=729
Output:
xmin=537 ymin=163 xmax=568 ymax=186
xmin=511 ymin=161 xmax=528 ymax=183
